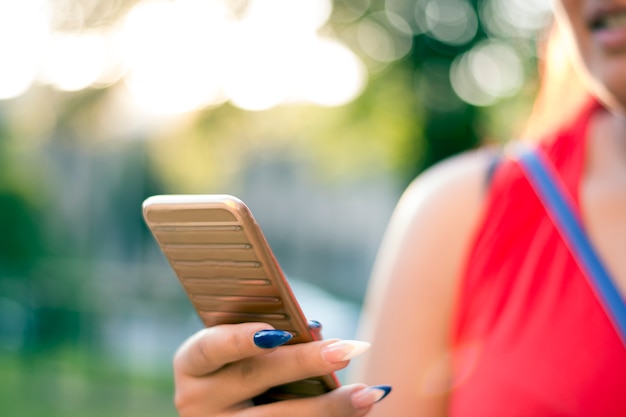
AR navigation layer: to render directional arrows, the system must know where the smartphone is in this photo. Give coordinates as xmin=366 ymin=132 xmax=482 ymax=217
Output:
xmin=142 ymin=194 xmax=340 ymax=403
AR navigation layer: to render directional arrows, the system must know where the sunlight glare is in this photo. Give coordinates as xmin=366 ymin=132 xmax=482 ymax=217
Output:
xmin=244 ymin=0 xmax=332 ymax=33
xmin=122 ymin=0 xmax=233 ymax=114
xmin=92 ymin=26 xmax=129 ymax=88
xmin=223 ymin=23 xmax=293 ymax=111
xmin=1 ymin=0 xmax=367 ymax=113
xmin=223 ymin=0 xmax=365 ymax=111
xmin=0 ymin=1 xmax=50 ymax=100
xmin=299 ymin=38 xmax=367 ymax=107
xmin=225 ymin=0 xmax=336 ymax=111
xmin=39 ymin=31 xmax=106 ymax=92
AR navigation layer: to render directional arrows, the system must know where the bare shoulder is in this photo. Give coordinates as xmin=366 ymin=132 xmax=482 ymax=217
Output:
xmin=359 ymin=146 xmax=498 ymax=325
xmin=378 ymin=147 xmax=497 ymax=260
xmin=383 ymin=146 xmax=497 ymax=301
xmin=400 ymin=148 xmax=496 ymax=224
xmin=353 ymin=148 xmax=497 ymax=415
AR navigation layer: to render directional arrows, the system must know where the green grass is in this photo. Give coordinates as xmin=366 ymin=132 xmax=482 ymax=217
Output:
xmin=0 ymin=350 xmax=177 ymax=417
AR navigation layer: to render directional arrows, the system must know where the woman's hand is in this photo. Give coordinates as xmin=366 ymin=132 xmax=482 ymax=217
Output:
xmin=173 ymin=322 xmax=391 ymax=417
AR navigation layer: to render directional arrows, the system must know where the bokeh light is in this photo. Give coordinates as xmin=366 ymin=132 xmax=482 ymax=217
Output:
xmin=224 ymin=19 xmax=295 ymax=112
xmin=296 ymin=38 xmax=367 ymax=107
xmin=0 ymin=0 xmax=549 ymax=113
xmin=480 ymin=0 xmax=552 ymax=39
xmin=244 ymin=0 xmax=333 ymax=33
xmin=92 ymin=26 xmax=129 ymax=88
xmin=121 ymin=0 xmax=233 ymax=114
xmin=357 ymin=12 xmax=412 ymax=63
xmin=0 ymin=1 xmax=50 ymax=100
xmin=450 ymin=40 xmax=524 ymax=106
xmin=418 ymin=0 xmax=478 ymax=46
xmin=0 ymin=0 xmax=367 ymax=114
xmin=0 ymin=2 xmax=557 ymax=416
xmin=39 ymin=31 xmax=106 ymax=92
xmin=384 ymin=0 xmax=423 ymax=35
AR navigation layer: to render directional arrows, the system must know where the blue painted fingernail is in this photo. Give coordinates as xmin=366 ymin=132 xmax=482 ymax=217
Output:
xmin=352 ymin=384 xmax=392 ymax=408
xmin=308 ymin=320 xmax=323 ymax=339
xmin=371 ymin=385 xmax=392 ymax=402
xmin=253 ymin=330 xmax=293 ymax=349
xmin=308 ymin=320 xmax=322 ymax=330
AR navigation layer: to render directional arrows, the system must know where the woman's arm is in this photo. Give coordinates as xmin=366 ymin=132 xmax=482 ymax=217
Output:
xmin=350 ymin=150 xmax=493 ymax=417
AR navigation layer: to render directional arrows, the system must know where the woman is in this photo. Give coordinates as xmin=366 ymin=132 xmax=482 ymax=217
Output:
xmin=172 ymin=0 xmax=626 ymax=415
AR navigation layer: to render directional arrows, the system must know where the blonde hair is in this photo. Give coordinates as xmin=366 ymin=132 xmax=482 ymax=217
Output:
xmin=521 ymin=22 xmax=589 ymax=141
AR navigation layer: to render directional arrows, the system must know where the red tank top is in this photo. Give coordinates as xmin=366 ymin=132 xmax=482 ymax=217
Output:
xmin=450 ymin=99 xmax=626 ymax=416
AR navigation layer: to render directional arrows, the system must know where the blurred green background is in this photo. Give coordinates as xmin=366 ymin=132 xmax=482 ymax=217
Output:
xmin=0 ymin=0 xmax=551 ymax=415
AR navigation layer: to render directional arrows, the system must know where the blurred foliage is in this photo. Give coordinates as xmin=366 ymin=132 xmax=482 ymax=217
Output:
xmin=0 ymin=0 xmax=546 ymax=415
xmin=0 ymin=351 xmax=174 ymax=417
xmin=147 ymin=63 xmax=423 ymax=192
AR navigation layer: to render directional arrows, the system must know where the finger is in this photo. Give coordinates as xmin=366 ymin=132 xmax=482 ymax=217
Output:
xmin=216 ymin=339 xmax=371 ymax=403
xmin=236 ymin=384 xmax=391 ymax=417
xmin=174 ymin=322 xmax=288 ymax=377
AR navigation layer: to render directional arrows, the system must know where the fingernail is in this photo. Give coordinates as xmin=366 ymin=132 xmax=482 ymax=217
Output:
xmin=351 ymin=385 xmax=392 ymax=409
xmin=253 ymin=330 xmax=293 ymax=349
xmin=308 ymin=320 xmax=323 ymax=340
xmin=321 ymin=340 xmax=371 ymax=363
xmin=307 ymin=319 xmax=322 ymax=330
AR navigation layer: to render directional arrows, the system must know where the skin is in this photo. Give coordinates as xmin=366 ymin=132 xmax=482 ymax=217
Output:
xmin=550 ymin=0 xmax=626 ymax=292
xmin=349 ymin=151 xmax=491 ymax=416
xmin=552 ymin=0 xmax=626 ymax=113
xmin=173 ymin=322 xmax=383 ymax=417
xmin=172 ymin=0 xmax=626 ymax=415
xmin=355 ymin=1 xmax=626 ymax=415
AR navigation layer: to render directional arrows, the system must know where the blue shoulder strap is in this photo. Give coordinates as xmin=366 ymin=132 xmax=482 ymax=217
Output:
xmin=518 ymin=148 xmax=626 ymax=347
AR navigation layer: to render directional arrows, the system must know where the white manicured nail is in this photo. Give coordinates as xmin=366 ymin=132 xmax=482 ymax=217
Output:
xmin=321 ymin=340 xmax=371 ymax=363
